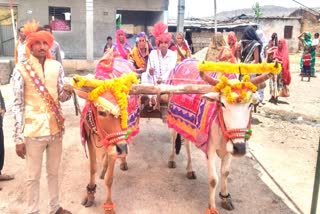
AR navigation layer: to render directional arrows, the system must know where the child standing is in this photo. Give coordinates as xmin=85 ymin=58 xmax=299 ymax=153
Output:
xmin=301 ymin=48 xmax=312 ymax=81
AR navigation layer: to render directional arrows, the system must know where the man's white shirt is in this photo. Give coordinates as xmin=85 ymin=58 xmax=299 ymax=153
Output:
xmin=141 ymin=49 xmax=177 ymax=84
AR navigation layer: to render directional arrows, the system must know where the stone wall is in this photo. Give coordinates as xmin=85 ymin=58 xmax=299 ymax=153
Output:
xmin=256 ymin=18 xmax=301 ymax=53
xmin=0 ymin=59 xmax=13 ymax=85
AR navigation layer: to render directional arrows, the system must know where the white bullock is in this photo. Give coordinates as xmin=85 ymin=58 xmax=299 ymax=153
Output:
xmin=166 ymin=60 xmax=272 ymax=214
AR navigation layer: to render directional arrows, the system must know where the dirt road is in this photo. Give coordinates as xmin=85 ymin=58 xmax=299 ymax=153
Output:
xmin=0 ymin=54 xmax=319 ymax=214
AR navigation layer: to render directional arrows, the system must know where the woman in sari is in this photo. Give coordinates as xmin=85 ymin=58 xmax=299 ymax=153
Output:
xmin=265 ymin=32 xmax=278 ymax=62
xmin=240 ymin=26 xmax=264 ymax=106
xmin=170 ymin=32 xmax=191 ymax=64
xmin=129 ymin=32 xmax=150 ymax=75
xmin=112 ymin=29 xmax=131 ymax=60
xmin=298 ymin=32 xmax=316 ymax=77
xmin=269 ymin=39 xmax=291 ymax=103
xmin=226 ymin=31 xmax=240 ymax=61
xmin=240 ymin=26 xmax=262 ymax=64
xmin=201 ymin=33 xmax=237 ymax=83
xmin=205 ymin=32 xmax=226 ymax=62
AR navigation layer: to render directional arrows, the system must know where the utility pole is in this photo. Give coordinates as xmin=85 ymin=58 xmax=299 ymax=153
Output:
xmin=86 ymin=0 xmax=94 ymax=60
xmin=10 ymin=0 xmax=17 ymax=44
xmin=214 ymin=0 xmax=217 ymax=33
xmin=177 ymin=0 xmax=185 ymax=32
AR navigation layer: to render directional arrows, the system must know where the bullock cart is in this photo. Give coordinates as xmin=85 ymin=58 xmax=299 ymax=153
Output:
xmin=70 ymin=59 xmax=281 ymax=214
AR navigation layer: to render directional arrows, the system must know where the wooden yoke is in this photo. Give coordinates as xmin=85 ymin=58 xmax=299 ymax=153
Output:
xmin=134 ymin=84 xmax=215 ymax=119
xmin=72 ymin=82 xmax=215 ymax=119
xmin=72 ymin=83 xmax=214 ymax=99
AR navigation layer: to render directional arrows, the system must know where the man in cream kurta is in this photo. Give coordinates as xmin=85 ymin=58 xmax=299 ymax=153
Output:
xmin=12 ymin=20 xmax=72 ymax=214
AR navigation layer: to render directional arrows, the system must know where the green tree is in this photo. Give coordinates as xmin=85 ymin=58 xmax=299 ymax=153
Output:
xmin=252 ymin=2 xmax=263 ymax=19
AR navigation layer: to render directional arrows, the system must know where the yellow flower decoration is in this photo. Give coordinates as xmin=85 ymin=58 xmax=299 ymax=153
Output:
xmin=198 ymin=61 xmax=281 ymax=75
xmin=214 ymin=75 xmax=257 ymax=104
xmin=72 ymin=72 xmax=139 ymax=128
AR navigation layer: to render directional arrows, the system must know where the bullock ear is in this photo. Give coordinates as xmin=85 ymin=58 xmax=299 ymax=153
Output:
xmin=201 ymin=92 xmax=220 ymax=102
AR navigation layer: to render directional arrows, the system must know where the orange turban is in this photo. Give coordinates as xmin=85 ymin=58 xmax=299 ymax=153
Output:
xmin=22 ymin=20 xmax=54 ymax=50
xmin=26 ymin=31 xmax=54 ymax=50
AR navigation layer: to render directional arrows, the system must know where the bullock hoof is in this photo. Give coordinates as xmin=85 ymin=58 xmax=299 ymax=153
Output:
xmin=81 ymin=195 xmax=95 ymax=207
xmin=120 ymin=162 xmax=128 ymax=171
xmin=219 ymin=193 xmax=234 ymax=210
xmin=100 ymin=168 xmax=107 ymax=179
xmin=186 ymin=171 xmax=197 ymax=179
xmin=168 ymin=161 xmax=176 ymax=168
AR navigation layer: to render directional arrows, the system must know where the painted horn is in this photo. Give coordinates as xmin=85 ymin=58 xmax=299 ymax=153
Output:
xmin=200 ymin=72 xmax=219 ymax=86
xmin=251 ymin=73 xmax=272 ymax=85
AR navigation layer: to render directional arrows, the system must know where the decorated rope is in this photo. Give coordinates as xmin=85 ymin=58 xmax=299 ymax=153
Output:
xmin=23 ymin=61 xmax=65 ymax=130
xmin=72 ymin=72 xmax=139 ymax=128
xmin=198 ymin=61 xmax=282 ymax=74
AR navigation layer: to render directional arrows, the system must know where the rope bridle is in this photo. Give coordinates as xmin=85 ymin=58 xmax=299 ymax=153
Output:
xmin=217 ymin=102 xmax=252 ymax=143
xmin=76 ymin=100 xmax=130 ymax=149
xmin=90 ymin=103 xmax=130 ymax=149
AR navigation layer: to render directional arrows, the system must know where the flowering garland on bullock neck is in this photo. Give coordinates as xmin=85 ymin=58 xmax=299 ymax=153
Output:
xmin=214 ymin=75 xmax=257 ymax=104
xmin=72 ymin=72 xmax=139 ymax=128
xmin=198 ymin=61 xmax=281 ymax=74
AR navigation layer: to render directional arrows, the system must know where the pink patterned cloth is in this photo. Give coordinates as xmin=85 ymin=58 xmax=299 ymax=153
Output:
xmin=166 ymin=59 xmax=236 ymax=154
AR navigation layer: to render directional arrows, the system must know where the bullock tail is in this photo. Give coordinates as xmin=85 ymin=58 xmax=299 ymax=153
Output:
xmin=175 ymin=134 xmax=182 ymax=155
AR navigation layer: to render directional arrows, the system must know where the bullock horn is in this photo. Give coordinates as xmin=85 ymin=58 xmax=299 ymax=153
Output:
xmin=200 ymin=72 xmax=219 ymax=86
xmin=251 ymin=73 xmax=273 ymax=86
xmin=73 ymin=77 xmax=79 ymax=83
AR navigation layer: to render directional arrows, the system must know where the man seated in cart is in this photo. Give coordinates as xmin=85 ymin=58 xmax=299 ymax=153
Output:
xmin=140 ymin=21 xmax=177 ymax=117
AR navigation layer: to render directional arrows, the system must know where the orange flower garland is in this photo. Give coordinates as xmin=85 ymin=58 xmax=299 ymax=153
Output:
xmin=72 ymin=72 xmax=139 ymax=128
xmin=214 ymin=75 xmax=257 ymax=104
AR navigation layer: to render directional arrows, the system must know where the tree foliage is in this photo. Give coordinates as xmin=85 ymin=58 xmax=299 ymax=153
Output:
xmin=252 ymin=2 xmax=263 ymax=19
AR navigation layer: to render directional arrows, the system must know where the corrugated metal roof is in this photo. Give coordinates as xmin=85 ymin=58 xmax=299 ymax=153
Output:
xmin=168 ymin=18 xmax=258 ymax=30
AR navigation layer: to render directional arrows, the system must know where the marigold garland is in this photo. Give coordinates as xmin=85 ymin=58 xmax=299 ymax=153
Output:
xmin=215 ymin=75 xmax=257 ymax=104
xmin=198 ymin=61 xmax=281 ymax=74
xmin=72 ymin=72 xmax=139 ymax=128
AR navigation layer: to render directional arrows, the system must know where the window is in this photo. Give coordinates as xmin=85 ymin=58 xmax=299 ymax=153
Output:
xmin=284 ymin=26 xmax=293 ymax=39
xmin=49 ymin=6 xmax=71 ymax=31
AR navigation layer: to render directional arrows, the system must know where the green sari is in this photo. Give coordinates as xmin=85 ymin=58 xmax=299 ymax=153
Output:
xmin=300 ymin=32 xmax=316 ymax=76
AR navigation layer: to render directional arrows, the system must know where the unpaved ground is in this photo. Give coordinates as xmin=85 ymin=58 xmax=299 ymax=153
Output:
xmin=0 ymin=54 xmax=319 ymax=214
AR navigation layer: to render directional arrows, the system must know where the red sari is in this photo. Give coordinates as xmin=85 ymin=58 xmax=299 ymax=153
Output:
xmin=273 ymin=39 xmax=291 ymax=85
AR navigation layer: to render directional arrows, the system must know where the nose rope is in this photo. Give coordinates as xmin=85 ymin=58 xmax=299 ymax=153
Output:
xmin=101 ymin=130 xmax=131 ymax=148
xmin=217 ymin=103 xmax=252 ymax=142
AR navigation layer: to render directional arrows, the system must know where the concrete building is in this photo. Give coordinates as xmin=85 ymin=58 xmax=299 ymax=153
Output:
xmin=254 ymin=17 xmax=302 ymax=53
xmin=168 ymin=18 xmax=258 ymax=53
xmin=169 ymin=15 xmax=302 ymax=53
xmin=0 ymin=0 xmax=169 ymax=59
xmin=289 ymin=8 xmax=320 ymax=56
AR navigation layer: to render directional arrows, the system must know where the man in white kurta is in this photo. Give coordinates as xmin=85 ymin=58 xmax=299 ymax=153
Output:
xmin=141 ymin=47 xmax=177 ymax=84
xmin=141 ymin=22 xmax=177 ymax=84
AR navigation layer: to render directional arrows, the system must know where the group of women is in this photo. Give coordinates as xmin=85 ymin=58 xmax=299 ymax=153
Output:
xmin=205 ymin=27 xmax=292 ymax=105
xmin=100 ymin=28 xmax=192 ymax=74
xmin=98 ymin=25 xmax=295 ymax=105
